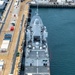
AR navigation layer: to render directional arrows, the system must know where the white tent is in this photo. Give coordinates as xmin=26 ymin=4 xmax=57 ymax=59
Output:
xmin=28 ymin=73 xmax=32 ymax=75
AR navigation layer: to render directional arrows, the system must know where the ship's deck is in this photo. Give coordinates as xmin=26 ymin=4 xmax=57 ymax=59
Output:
xmin=13 ymin=0 xmax=30 ymax=75
xmin=25 ymin=48 xmax=50 ymax=75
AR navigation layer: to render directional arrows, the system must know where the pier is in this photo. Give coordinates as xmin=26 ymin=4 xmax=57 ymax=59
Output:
xmin=13 ymin=1 xmax=29 ymax=75
xmin=0 ymin=0 xmax=30 ymax=75
xmin=30 ymin=2 xmax=75 ymax=8
xmin=0 ymin=0 xmax=13 ymax=33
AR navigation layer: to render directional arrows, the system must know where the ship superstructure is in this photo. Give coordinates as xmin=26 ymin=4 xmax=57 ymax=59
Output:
xmin=24 ymin=4 xmax=50 ymax=75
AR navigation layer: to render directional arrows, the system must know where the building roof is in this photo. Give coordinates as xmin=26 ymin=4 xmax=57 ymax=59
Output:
xmin=0 ymin=1 xmax=4 ymax=5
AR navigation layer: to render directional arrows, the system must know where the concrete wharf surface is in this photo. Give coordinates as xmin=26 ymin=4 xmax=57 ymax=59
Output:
xmin=0 ymin=0 xmax=14 ymax=46
xmin=0 ymin=0 xmax=30 ymax=75
xmin=0 ymin=0 xmax=13 ymax=33
xmin=13 ymin=1 xmax=30 ymax=75
xmin=0 ymin=0 xmax=17 ymax=74
xmin=30 ymin=2 xmax=75 ymax=8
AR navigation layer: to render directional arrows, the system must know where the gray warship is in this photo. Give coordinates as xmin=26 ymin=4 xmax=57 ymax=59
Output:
xmin=24 ymin=2 xmax=50 ymax=75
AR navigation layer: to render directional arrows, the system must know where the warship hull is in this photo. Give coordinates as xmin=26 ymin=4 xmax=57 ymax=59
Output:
xmin=24 ymin=8 xmax=50 ymax=75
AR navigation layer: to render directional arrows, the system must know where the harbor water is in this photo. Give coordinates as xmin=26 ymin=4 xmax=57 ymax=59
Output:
xmin=31 ymin=8 xmax=75 ymax=75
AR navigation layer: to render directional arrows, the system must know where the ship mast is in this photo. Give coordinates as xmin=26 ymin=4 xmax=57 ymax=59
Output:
xmin=35 ymin=0 xmax=39 ymax=15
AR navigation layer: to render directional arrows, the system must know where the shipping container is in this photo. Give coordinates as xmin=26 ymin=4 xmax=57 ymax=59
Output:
xmin=4 ymin=34 xmax=12 ymax=41
xmin=50 ymin=0 xmax=57 ymax=2
xmin=57 ymin=0 xmax=62 ymax=3
xmin=0 ymin=61 xmax=4 ymax=66
xmin=2 ymin=40 xmax=10 ymax=44
xmin=1 ymin=40 xmax=10 ymax=49
xmin=61 ymin=0 xmax=66 ymax=2
xmin=66 ymin=0 xmax=73 ymax=2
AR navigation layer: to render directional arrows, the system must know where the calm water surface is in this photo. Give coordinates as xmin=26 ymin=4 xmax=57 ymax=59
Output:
xmin=31 ymin=8 xmax=75 ymax=75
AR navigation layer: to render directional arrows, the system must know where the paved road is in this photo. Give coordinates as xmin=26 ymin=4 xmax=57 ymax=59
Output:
xmin=10 ymin=15 xmax=25 ymax=74
xmin=0 ymin=0 xmax=13 ymax=33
